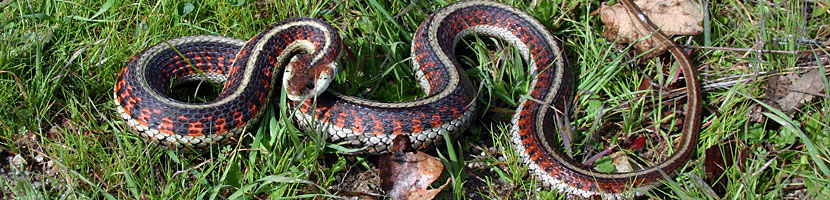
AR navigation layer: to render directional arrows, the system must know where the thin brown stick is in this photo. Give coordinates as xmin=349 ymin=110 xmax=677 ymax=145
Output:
xmin=735 ymin=0 xmax=756 ymax=23
xmin=0 ymin=71 xmax=28 ymax=100
xmin=680 ymin=45 xmax=830 ymax=55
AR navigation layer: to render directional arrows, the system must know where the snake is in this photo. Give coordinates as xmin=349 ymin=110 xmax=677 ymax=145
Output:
xmin=113 ymin=0 xmax=700 ymax=199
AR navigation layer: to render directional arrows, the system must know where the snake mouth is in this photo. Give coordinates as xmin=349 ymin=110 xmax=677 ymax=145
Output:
xmin=284 ymin=56 xmax=337 ymax=101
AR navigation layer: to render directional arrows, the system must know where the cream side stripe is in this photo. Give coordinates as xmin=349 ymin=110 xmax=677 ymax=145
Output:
xmin=136 ymin=21 xmax=332 ymax=108
xmin=334 ymin=2 xmax=533 ymax=108
xmin=534 ymin=78 xmax=694 ymax=180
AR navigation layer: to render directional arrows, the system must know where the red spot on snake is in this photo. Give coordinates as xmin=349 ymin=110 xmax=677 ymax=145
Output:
xmin=298 ymin=100 xmax=312 ymax=112
xmin=117 ymin=90 xmax=129 ymax=104
xmin=214 ymin=117 xmax=228 ymax=134
xmin=122 ymin=98 xmax=135 ymax=114
xmin=188 ymin=121 xmax=204 ymax=136
xmin=335 ymin=110 xmax=347 ymax=128
xmin=425 ymin=70 xmax=435 ymax=80
xmin=217 ymin=56 xmax=226 ymax=68
xmin=121 ymin=106 xmax=133 ymax=116
xmin=417 ymin=61 xmax=432 ymax=75
xmin=430 ymin=114 xmax=441 ymax=129
xmin=177 ymin=115 xmax=188 ymax=122
xmin=351 ymin=114 xmax=364 ymax=133
xmin=392 ymin=119 xmax=404 ymax=134
xmin=232 ymin=112 xmax=244 ymax=128
xmin=159 ymin=117 xmax=175 ymax=135
xmin=258 ymin=91 xmax=267 ymax=103
xmin=411 ymin=113 xmax=425 ymax=133
xmin=136 ymin=108 xmax=152 ymax=126
xmin=117 ymin=66 xmax=129 ymax=79
xmin=450 ymin=107 xmax=461 ymax=118
xmin=205 ymin=54 xmax=214 ymax=64
xmin=263 ymin=64 xmax=273 ymax=79
xmin=314 ymin=105 xmax=330 ymax=120
xmin=371 ymin=116 xmax=384 ymax=135
xmin=196 ymin=62 xmax=205 ymax=70
xmin=517 ymin=107 xmax=533 ymax=127
xmin=228 ymin=49 xmax=249 ymax=76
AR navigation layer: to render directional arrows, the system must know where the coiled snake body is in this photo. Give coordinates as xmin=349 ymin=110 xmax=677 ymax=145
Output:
xmin=114 ymin=1 xmax=700 ymax=198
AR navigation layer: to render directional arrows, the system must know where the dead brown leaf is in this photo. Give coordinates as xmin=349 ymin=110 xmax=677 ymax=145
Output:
xmin=765 ymin=68 xmax=828 ymax=116
xmin=379 ymin=136 xmax=447 ymax=200
xmin=703 ymin=141 xmax=748 ymax=196
xmin=600 ymin=0 xmax=703 ymax=58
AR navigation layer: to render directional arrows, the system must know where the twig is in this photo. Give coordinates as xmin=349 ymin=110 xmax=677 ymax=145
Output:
xmin=687 ymin=173 xmax=722 ymax=200
xmin=391 ymin=0 xmax=415 ymax=19
xmin=63 ymin=37 xmax=108 ymax=78
xmin=772 ymin=37 xmax=830 ymax=46
xmin=585 ymin=103 xmax=604 ymax=159
xmin=680 ymin=45 xmax=830 ymax=55
xmin=783 ymin=85 xmax=830 ymax=98
xmin=582 ymin=144 xmax=616 ymax=166
xmin=751 ymin=156 xmax=778 ymax=177
xmin=735 ymin=0 xmax=756 ymax=23
xmin=173 ymin=158 xmax=214 ymax=176
xmin=556 ymin=112 xmax=573 ymax=158
xmin=0 ymin=71 xmax=28 ymax=100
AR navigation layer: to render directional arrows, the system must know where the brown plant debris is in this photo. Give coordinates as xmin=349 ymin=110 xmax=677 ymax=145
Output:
xmin=764 ymin=68 xmax=828 ymax=116
xmin=378 ymin=136 xmax=448 ymax=200
xmin=600 ymin=0 xmax=703 ymax=58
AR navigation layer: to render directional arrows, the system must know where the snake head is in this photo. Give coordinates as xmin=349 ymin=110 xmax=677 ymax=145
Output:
xmin=283 ymin=54 xmax=338 ymax=101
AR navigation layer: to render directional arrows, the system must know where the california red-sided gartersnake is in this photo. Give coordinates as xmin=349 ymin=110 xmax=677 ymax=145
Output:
xmin=114 ymin=0 xmax=700 ymax=198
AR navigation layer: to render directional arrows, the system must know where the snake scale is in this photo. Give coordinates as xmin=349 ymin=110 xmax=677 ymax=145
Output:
xmin=114 ymin=0 xmax=701 ymax=198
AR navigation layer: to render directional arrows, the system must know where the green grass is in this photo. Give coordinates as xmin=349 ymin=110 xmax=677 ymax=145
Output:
xmin=1 ymin=0 xmax=829 ymax=199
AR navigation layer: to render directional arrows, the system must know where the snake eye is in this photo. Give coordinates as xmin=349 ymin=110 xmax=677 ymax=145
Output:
xmin=306 ymin=81 xmax=315 ymax=90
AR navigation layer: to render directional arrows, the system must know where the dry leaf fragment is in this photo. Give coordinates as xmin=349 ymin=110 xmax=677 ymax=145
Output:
xmin=600 ymin=0 xmax=703 ymax=58
xmin=405 ymin=179 xmax=450 ymax=200
xmin=610 ymin=151 xmax=633 ymax=173
xmin=765 ymin=68 xmax=828 ymax=116
xmin=703 ymin=141 xmax=748 ymax=196
xmin=627 ymin=136 xmax=647 ymax=151
xmin=379 ymin=136 xmax=446 ymax=200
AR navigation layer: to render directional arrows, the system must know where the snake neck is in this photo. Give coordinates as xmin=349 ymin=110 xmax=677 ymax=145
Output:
xmin=220 ymin=17 xmax=341 ymax=101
